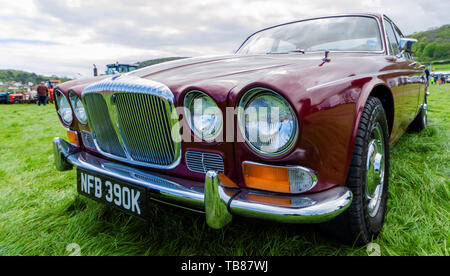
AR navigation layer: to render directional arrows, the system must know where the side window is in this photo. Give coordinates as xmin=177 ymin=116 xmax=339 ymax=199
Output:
xmin=384 ymin=19 xmax=400 ymax=56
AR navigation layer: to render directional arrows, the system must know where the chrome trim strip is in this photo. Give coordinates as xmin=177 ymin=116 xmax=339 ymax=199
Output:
xmin=53 ymin=137 xmax=353 ymax=226
xmin=381 ymin=14 xmax=392 ymax=56
xmin=83 ymin=75 xmax=175 ymax=102
xmin=306 ymin=69 xmax=417 ymax=92
xmin=228 ymin=185 xmax=352 ymax=224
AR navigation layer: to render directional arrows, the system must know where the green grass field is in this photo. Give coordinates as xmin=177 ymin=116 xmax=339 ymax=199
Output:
xmin=431 ymin=63 xmax=450 ymax=71
xmin=0 ymin=85 xmax=449 ymax=256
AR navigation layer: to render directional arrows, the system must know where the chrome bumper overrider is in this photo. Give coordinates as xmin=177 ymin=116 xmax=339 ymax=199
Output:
xmin=53 ymin=137 xmax=353 ymax=229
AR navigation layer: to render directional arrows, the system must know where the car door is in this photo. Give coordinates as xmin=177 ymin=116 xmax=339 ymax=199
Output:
xmin=383 ymin=18 xmax=421 ymax=140
xmin=392 ymin=23 xmax=425 ymax=121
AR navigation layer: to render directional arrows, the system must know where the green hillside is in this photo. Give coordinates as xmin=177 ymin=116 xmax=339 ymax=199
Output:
xmin=411 ymin=24 xmax=450 ymax=63
xmin=0 ymin=70 xmax=71 ymax=84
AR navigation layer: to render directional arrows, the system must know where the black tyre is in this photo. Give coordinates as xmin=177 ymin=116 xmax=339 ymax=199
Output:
xmin=320 ymin=96 xmax=390 ymax=245
xmin=408 ymin=105 xmax=427 ymax=132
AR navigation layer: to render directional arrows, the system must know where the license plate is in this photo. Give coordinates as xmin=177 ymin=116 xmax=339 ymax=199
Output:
xmin=77 ymin=168 xmax=147 ymax=218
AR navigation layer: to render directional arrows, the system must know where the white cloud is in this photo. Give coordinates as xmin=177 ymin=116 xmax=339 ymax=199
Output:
xmin=0 ymin=0 xmax=448 ymax=78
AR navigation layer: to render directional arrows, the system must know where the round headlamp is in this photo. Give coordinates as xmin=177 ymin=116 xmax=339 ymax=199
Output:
xmin=184 ymin=91 xmax=222 ymax=141
xmin=238 ymin=88 xmax=298 ymax=156
xmin=69 ymin=91 xmax=87 ymax=124
xmin=55 ymin=90 xmax=73 ymax=126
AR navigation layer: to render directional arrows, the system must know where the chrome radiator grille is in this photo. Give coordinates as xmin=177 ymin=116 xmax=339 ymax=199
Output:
xmin=81 ymin=76 xmax=181 ymax=169
xmin=114 ymin=93 xmax=176 ymax=165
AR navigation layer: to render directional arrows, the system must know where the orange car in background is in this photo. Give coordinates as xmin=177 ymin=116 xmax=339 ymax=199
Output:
xmin=8 ymin=92 xmax=24 ymax=104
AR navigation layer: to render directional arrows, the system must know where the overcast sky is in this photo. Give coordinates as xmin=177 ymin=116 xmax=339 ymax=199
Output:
xmin=1 ymin=0 xmax=449 ymax=78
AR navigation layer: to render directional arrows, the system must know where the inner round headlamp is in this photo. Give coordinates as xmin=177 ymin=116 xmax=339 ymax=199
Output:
xmin=69 ymin=91 xmax=87 ymax=124
xmin=184 ymin=91 xmax=222 ymax=141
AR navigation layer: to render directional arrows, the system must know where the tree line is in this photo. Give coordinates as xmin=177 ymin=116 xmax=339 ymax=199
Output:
xmin=0 ymin=70 xmax=71 ymax=84
xmin=411 ymin=24 xmax=450 ymax=63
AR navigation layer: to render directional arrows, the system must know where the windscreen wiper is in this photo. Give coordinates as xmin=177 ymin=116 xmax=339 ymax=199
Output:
xmin=289 ymin=49 xmax=305 ymax=54
xmin=266 ymin=49 xmax=306 ymax=54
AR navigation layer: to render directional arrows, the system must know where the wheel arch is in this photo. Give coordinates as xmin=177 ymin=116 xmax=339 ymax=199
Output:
xmin=367 ymin=84 xmax=394 ymax=136
xmin=354 ymin=82 xmax=394 ymax=137
xmin=343 ymin=81 xmax=394 ymax=187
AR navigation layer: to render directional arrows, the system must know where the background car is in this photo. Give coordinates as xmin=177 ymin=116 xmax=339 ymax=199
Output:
xmin=0 ymin=92 xmax=10 ymax=104
xmin=9 ymin=92 xmax=24 ymax=104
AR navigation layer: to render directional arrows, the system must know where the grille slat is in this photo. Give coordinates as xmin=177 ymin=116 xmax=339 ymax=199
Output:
xmin=114 ymin=93 xmax=177 ymax=166
xmin=146 ymin=94 xmax=162 ymax=163
xmin=83 ymin=94 xmax=126 ymax=158
xmin=185 ymin=151 xmax=225 ymax=174
xmin=150 ymin=95 xmax=165 ymax=163
xmin=157 ymin=97 xmax=174 ymax=161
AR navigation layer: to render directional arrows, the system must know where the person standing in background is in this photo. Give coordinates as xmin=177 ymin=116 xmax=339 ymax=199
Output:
xmin=37 ymin=82 xmax=48 ymax=106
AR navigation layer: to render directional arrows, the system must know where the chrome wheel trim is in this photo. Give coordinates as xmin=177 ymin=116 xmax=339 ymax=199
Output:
xmin=365 ymin=122 xmax=385 ymax=218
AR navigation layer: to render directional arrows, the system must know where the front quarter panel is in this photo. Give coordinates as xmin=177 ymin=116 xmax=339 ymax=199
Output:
xmin=230 ymin=78 xmax=367 ymax=192
xmin=230 ymin=56 xmax=398 ymax=193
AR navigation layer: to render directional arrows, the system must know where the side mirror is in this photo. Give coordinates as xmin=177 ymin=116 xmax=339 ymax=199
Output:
xmin=399 ymin=38 xmax=418 ymax=54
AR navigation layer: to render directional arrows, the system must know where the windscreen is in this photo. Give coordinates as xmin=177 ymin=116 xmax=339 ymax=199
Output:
xmin=237 ymin=16 xmax=383 ymax=54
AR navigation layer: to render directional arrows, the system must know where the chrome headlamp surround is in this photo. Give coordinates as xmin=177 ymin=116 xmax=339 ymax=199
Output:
xmin=68 ymin=91 xmax=87 ymax=125
xmin=55 ymin=89 xmax=73 ymax=126
xmin=184 ymin=90 xmax=223 ymax=142
xmin=238 ymin=87 xmax=299 ymax=157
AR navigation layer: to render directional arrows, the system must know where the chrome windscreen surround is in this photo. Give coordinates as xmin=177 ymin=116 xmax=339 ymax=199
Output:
xmin=81 ymin=75 xmax=181 ymax=170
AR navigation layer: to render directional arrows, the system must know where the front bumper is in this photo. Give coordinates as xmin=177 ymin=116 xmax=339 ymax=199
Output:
xmin=53 ymin=137 xmax=353 ymax=229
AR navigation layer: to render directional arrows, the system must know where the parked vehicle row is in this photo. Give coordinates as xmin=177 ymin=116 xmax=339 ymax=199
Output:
xmin=0 ymin=91 xmax=44 ymax=104
xmin=430 ymin=71 xmax=450 ymax=84
xmin=0 ymin=80 xmax=61 ymax=104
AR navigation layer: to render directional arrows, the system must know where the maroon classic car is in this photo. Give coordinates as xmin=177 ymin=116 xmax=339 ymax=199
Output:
xmin=53 ymin=14 xmax=428 ymax=245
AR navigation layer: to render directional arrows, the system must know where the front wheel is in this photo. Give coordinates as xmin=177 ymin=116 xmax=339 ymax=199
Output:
xmin=320 ymin=96 xmax=390 ymax=245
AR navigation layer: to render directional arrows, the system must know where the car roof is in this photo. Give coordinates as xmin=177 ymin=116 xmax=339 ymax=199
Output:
xmin=252 ymin=13 xmax=384 ymax=33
